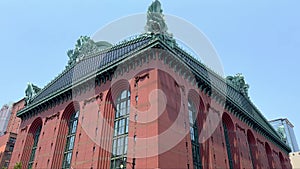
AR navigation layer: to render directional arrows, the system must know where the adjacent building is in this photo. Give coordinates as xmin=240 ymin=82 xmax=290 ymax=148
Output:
xmin=6 ymin=99 xmax=24 ymax=135
xmin=0 ymin=104 xmax=12 ymax=136
xmin=269 ymin=118 xmax=299 ymax=152
xmin=290 ymin=151 xmax=300 ymax=169
xmin=0 ymin=133 xmax=17 ymax=168
xmin=0 ymin=99 xmax=24 ymax=168
xmin=9 ymin=1 xmax=292 ymax=169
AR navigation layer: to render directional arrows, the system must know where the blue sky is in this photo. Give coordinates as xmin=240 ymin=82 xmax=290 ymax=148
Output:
xmin=1 ymin=0 xmax=300 ymax=147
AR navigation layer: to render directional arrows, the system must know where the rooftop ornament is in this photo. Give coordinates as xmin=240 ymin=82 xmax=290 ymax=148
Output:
xmin=145 ymin=0 xmax=176 ymax=47
xmin=277 ymin=125 xmax=287 ymax=144
xmin=25 ymin=82 xmax=41 ymax=105
xmin=145 ymin=0 xmax=168 ymax=35
xmin=67 ymin=36 xmax=112 ymax=67
xmin=226 ymin=73 xmax=250 ymax=97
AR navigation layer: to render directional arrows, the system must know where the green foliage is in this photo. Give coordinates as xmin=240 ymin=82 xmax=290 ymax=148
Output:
xmin=13 ymin=162 xmax=22 ymax=169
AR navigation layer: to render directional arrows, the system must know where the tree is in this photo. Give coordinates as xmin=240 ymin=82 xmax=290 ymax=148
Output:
xmin=13 ymin=162 xmax=22 ymax=169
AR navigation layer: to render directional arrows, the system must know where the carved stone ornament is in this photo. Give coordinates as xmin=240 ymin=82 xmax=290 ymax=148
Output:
xmin=25 ymin=82 xmax=41 ymax=105
xmin=226 ymin=73 xmax=250 ymax=97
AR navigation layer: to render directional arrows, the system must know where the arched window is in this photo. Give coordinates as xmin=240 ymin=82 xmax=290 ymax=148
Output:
xmin=222 ymin=114 xmax=234 ymax=169
xmin=265 ymin=143 xmax=273 ymax=168
xmin=279 ymin=152 xmax=286 ymax=169
xmin=111 ymin=90 xmax=130 ymax=169
xmin=188 ymin=101 xmax=202 ymax=169
xmin=62 ymin=110 xmax=79 ymax=169
xmin=247 ymin=130 xmax=257 ymax=169
xmin=28 ymin=125 xmax=41 ymax=169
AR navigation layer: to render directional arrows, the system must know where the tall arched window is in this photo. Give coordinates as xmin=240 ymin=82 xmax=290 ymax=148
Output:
xmin=247 ymin=130 xmax=257 ymax=169
xmin=222 ymin=114 xmax=234 ymax=169
xmin=28 ymin=125 xmax=41 ymax=169
xmin=111 ymin=90 xmax=130 ymax=169
xmin=265 ymin=143 xmax=273 ymax=168
xmin=223 ymin=123 xmax=234 ymax=169
xmin=188 ymin=101 xmax=202 ymax=169
xmin=279 ymin=152 xmax=286 ymax=169
xmin=62 ymin=110 xmax=79 ymax=169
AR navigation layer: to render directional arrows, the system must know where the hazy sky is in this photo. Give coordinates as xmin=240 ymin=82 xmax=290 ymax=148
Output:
xmin=1 ymin=0 xmax=300 ymax=147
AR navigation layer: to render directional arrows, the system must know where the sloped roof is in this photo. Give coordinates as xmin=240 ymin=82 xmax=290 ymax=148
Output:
xmin=30 ymin=34 xmax=153 ymax=105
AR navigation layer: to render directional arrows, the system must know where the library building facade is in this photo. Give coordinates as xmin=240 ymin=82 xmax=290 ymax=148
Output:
xmin=9 ymin=1 xmax=292 ymax=169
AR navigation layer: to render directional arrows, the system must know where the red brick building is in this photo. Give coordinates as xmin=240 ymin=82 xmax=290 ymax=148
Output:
xmin=7 ymin=99 xmax=24 ymax=135
xmin=0 ymin=133 xmax=17 ymax=168
xmin=9 ymin=1 xmax=292 ymax=169
xmin=0 ymin=99 xmax=24 ymax=168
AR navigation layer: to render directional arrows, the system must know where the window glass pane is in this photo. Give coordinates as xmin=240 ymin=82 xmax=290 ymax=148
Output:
xmin=75 ymin=111 xmax=79 ymax=118
xmin=67 ymin=152 xmax=72 ymax=164
xmin=189 ymin=110 xmax=193 ymax=124
xmin=69 ymin=136 xmax=75 ymax=151
xmin=71 ymin=121 xmax=78 ymax=133
xmin=121 ymin=102 xmax=126 ymax=109
xmin=127 ymin=101 xmax=130 ymax=107
xmin=125 ymin=118 xmax=129 ymax=133
xmin=112 ymin=139 xmax=117 ymax=156
xmin=190 ymin=127 xmax=195 ymax=141
xmin=121 ymin=91 xmax=127 ymax=99
xmin=116 ymin=110 xmax=120 ymax=118
xmin=120 ymin=109 xmax=125 ymax=116
xmin=124 ymin=137 xmax=128 ymax=153
xmin=127 ymin=107 xmax=130 ymax=115
xmin=119 ymin=126 xmax=124 ymax=135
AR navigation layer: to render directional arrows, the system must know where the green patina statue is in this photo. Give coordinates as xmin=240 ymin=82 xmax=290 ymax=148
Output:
xmin=145 ymin=0 xmax=168 ymax=35
xmin=226 ymin=73 xmax=250 ymax=97
xmin=67 ymin=36 xmax=98 ymax=66
xmin=145 ymin=0 xmax=176 ymax=48
xmin=25 ymin=82 xmax=41 ymax=105
xmin=277 ymin=125 xmax=287 ymax=143
xmin=67 ymin=36 xmax=112 ymax=66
